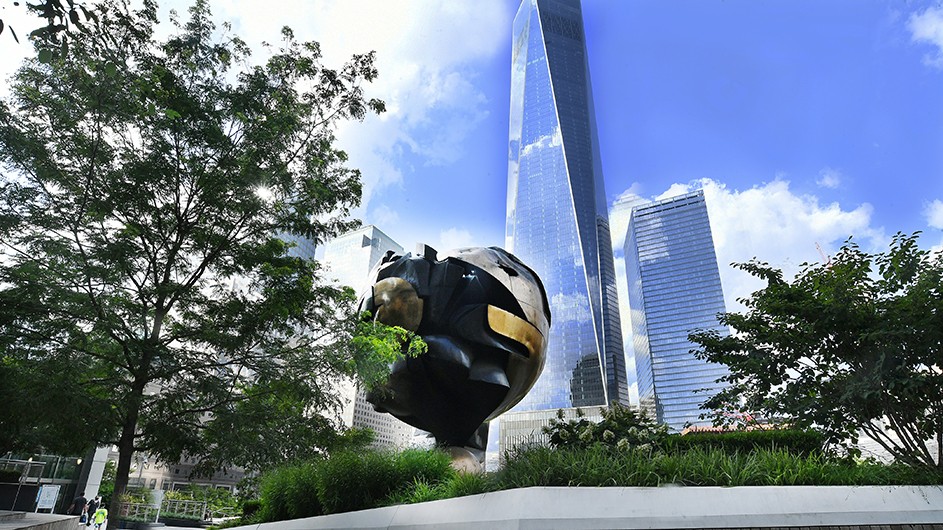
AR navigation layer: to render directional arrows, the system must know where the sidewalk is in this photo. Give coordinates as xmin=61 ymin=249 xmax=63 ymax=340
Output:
xmin=0 ymin=511 xmax=78 ymax=530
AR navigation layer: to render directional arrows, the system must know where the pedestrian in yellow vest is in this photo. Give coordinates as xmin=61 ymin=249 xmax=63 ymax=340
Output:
xmin=92 ymin=506 xmax=108 ymax=530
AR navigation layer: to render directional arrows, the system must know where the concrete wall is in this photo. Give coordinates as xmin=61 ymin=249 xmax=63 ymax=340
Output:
xmin=231 ymin=485 xmax=943 ymax=530
xmin=0 ymin=513 xmax=78 ymax=530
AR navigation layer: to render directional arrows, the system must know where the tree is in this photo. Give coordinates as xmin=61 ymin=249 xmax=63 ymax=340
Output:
xmin=691 ymin=232 xmax=943 ymax=469
xmin=1 ymin=0 xmax=98 ymax=53
xmin=0 ymin=0 xmax=385 ymax=516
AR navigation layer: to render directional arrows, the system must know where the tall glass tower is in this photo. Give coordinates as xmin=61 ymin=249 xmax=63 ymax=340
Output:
xmin=625 ymin=190 xmax=729 ymax=430
xmin=506 ymin=0 xmax=628 ymax=410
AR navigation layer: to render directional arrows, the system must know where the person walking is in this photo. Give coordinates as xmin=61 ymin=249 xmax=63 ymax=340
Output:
xmin=85 ymin=497 xmax=101 ymax=526
xmin=92 ymin=505 xmax=108 ymax=530
xmin=67 ymin=491 xmax=88 ymax=518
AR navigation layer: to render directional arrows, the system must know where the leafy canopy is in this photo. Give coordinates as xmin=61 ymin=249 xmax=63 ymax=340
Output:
xmin=690 ymin=232 xmax=943 ymax=469
xmin=350 ymin=311 xmax=428 ymax=392
xmin=0 ymin=0 xmax=385 ymax=509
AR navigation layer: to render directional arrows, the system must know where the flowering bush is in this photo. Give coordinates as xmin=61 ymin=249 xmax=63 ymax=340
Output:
xmin=543 ymin=404 xmax=668 ymax=451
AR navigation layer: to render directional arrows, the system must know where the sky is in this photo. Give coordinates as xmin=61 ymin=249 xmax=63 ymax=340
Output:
xmin=3 ymin=0 xmax=943 ymax=399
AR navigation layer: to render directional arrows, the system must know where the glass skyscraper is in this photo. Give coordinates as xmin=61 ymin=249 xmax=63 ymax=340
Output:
xmin=625 ymin=190 xmax=729 ymax=431
xmin=506 ymin=0 xmax=628 ymax=410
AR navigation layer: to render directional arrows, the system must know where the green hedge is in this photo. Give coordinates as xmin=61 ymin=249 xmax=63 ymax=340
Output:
xmin=257 ymin=448 xmax=454 ymax=521
xmin=661 ymin=429 xmax=826 ymax=456
xmin=498 ymin=445 xmax=942 ymax=488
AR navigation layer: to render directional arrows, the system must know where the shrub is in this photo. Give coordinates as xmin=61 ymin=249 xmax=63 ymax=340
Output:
xmin=241 ymin=499 xmax=261 ymax=518
xmin=257 ymin=461 xmax=323 ymax=522
xmin=662 ymin=428 xmax=826 ymax=456
xmin=257 ymin=448 xmax=455 ymax=521
xmin=316 ymin=448 xmax=453 ymax=514
xmin=497 ymin=444 xmax=943 ymax=489
xmin=385 ymin=469 xmax=498 ymax=506
xmin=544 ymin=404 xmax=668 ymax=451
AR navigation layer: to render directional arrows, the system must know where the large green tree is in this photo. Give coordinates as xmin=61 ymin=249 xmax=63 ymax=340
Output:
xmin=0 ymin=0 xmax=384 ymax=513
xmin=691 ymin=232 xmax=942 ymax=469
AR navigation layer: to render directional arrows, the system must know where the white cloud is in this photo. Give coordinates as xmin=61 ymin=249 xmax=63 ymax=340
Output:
xmin=438 ymin=227 xmax=477 ymax=251
xmin=909 ymin=6 xmax=943 ymax=68
xmin=925 ymin=199 xmax=943 ymax=229
xmin=612 ymin=176 xmax=886 ymax=317
xmin=370 ymin=204 xmax=401 ymax=229
xmin=816 ymin=167 xmax=842 ymax=189
xmin=677 ymin=178 xmax=884 ymax=312
xmin=202 ymin=0 xmax=509 ymax=220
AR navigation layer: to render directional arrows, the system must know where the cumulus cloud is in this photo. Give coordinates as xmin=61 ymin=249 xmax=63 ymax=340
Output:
xmin=202 ymin=0 xmax=509 ymax=219
xmin=816 ymin=167 xmax=842 ymax=189
xmin=925 ymin=199 xmax=943 ymax=229
xmin=663 ymin=178 xmax=884 ymax=312
xmin=438 ymin=227 xmax=477 ymax=251
xmin=370 ymin=204 xmax=401 ymax=230
xmin=908 ymin=5 xmax=943 ymax=68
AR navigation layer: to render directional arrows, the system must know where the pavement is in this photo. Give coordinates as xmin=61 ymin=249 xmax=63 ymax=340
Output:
xmin=0 ymin=510 xmax=78 ymax=530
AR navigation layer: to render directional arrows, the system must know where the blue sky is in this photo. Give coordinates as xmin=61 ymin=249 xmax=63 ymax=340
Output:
xmin=3 ymin=0 xmax=943 ymax=318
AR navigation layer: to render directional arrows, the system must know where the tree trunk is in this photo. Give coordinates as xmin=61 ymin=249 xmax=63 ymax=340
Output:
xmin=108 ymin=381 xmax=145 ymax=521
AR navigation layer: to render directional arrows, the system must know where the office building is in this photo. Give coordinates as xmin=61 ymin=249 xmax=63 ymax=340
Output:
xmin=505 ymin=0 xmax=629 ymax=414
xmin=321 ymin=225 xmax=415 ymax=449
xmin=624 ymin=189 xmax=729 ymax=431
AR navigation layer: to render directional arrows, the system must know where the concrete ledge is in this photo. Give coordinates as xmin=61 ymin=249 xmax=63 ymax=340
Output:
xmin=235 ymin=485 xmax=943 ymax=530
xmin=0 ymin=513 xmax=78 ymax=530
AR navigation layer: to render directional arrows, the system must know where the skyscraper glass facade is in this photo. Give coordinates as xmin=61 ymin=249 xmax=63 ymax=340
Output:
xmin=506 ymin=0 xmax=628 ymax=410
xmin=625 ymin=190 xmax=729 ymax=431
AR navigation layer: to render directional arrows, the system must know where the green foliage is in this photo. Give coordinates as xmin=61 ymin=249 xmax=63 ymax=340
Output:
xmin=498 ymin=445 xmax=943 ymax=488
xmin=1 ymin=0 xmax=98 ymax=50
xmin=0 ymin=0 xmax=384 ymax=512
xmin=247 ymin=442 xmax=943 ymax=522
xmin=350 ymin=312 xmax=428 ymax=391
xmin=241 ymin=499 xmax=261 ymax=518
xmin=120 ymin=487 xmax=152 ymax=505
xmin=690 ymin=232 xmax=943 ymax=469
xmin=543 ymin=404 xmax=668 ymax=451
xmin=384 ymin=466 xmax=498 ymax=506
xmin=316 ymin=448 xmax=452 ymax=514
xmin=256 ymin=448 xmax=454 ymax=521
xmin=98 ymin=460 xmax=116 ymax=507
xmin=164 ymin=485 xmax=240 ymax=516
xmin=258 ymin=461 xmax=323 ymax=522
xmin=662 ymin=429 xmax=826 ymax=456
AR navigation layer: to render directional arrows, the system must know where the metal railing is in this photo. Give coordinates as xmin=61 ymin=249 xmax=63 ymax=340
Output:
xmin=160 ymin=499 xmax=207 ymax=520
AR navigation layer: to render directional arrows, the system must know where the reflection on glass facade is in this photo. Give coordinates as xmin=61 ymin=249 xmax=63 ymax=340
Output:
xmin=625 ymin=190 xmax=729 ymax=431
xmin=280 ymin=233 xmax=317 ymax=261
xmin=506 ymin=0 xmax=628 ymax=411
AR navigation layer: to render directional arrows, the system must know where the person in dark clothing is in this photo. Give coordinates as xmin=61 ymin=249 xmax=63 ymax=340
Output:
xmin=68 ymin=491 xmax=87 ymax=516
xmin=85 ymin=496 xmax=101 ymax=526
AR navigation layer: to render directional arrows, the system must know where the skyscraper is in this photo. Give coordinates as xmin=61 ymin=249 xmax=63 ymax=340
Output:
xmin=321 ymin=225 xmax=415 ymax=449
xmin=624 ymin=190 xmax=729 ymax=431
xmin=506 ymin=0 xmax=628 ymax=410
